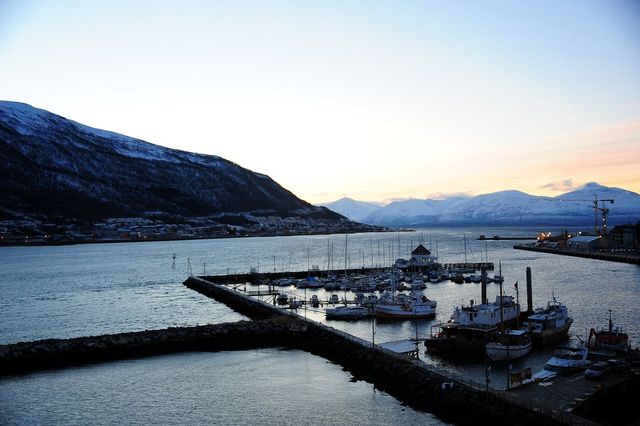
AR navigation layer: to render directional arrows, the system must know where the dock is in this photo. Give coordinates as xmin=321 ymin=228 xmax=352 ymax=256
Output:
xmin=203 ymin=263 xmax=495 ymax=285
xmin=514 ymin=244 xmax=640 ymax=265
xmin=479 ymin=235 xmax=537 ymax=241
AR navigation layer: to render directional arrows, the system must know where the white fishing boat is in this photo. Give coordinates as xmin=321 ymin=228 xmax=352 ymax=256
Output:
xmin=485 ymin=329 xmax=532 ymax=362
xmin=325 ymin=305 xmax=370 ymax=320
xmin=525 ymin=295 xmax=573 ymax=345
xmin=426 ymin=296 xmax=521 ymax=355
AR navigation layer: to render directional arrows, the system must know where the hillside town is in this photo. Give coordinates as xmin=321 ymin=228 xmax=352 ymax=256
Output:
xmin=0 ymin=215 xmax=384 ymax=246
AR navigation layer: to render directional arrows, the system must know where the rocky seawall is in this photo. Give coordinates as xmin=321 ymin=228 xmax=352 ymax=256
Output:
xmin=0 ymin=318 xmax=305 ymax=376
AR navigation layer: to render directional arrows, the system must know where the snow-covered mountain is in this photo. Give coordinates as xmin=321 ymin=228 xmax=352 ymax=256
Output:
xmin=325 ymin=184 xmax=640 ymax=227
xmin=320 ymin=197 xmax=382 ymax=223
xmin=0 ymin=101 xmax=345 ymax=223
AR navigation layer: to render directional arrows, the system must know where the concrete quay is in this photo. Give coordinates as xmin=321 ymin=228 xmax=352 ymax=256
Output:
xmin=514 ymin=244 xmax=640 ymax=265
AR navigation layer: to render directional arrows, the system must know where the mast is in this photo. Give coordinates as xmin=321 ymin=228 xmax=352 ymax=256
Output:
xmin=464 ymin=236 xmax=468 ymax=263
xmin=344 ymin=234 xmax=348 ymax=304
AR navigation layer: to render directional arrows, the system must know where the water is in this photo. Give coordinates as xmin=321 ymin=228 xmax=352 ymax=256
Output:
xmin=0 ymin=349 xmax=442 ymax=426
xmin=1 ymin=227 xmax=638 ymax=423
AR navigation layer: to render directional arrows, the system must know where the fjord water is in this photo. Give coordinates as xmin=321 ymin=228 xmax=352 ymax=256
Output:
xmin=1 ymin=228 xmax=639 ymax=424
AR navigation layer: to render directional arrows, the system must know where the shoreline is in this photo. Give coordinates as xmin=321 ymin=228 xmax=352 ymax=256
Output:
xmin=513 ymin=244 xmax=640 ymax=265
xmin=0 ymin=227 xmax=395 ymax=248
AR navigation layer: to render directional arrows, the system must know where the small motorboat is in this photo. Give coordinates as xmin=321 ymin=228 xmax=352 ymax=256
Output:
xmin=325 ymin=305 xmax=370 ymax=320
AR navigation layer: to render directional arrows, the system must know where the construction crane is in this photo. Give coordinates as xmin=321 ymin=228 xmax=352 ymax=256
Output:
xmin=594 ymin=195 xmax=614 ymax=236
xmin=544 ymin=195 xmax=614 ymax=236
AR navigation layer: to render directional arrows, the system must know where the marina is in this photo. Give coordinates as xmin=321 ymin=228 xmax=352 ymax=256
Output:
xmin=1 ymin=228 xmax=639 ymax=425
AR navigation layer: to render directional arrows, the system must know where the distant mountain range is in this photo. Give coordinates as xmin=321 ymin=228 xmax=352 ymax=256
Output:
xmin=0 ymin=101 xmax=350 ymax=227
xmin=322 ymin=184 xmax=640 ymax=227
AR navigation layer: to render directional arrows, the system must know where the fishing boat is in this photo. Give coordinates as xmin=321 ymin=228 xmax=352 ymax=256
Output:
xmin=425 ymin=295 xmax=521 ymax=356
xmin=588 ymin=310 xmax=630 ymax=352
xmin=525 ymin=295 xmax=573 ymax=345
xmin=325 ymin=305 xmax=370 ymax=320
xmin=485 ymin=329 xmax=532 ymax=362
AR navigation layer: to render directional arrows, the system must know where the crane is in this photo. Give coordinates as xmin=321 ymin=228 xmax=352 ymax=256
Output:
xmin=544 ymin=194 xmax=614 ymax=236
xmin=595 ymin=196 xmax=614 ymax=236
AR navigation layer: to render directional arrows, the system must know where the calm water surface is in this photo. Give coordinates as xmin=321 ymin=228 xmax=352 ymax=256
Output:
xmin=0 ymin=349 xmax=443 ymax=426
xmin=1 ymin=228 xmax=638 ymax=423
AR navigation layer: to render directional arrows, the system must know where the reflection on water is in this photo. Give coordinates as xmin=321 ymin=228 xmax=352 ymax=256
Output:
xmin=0 ymin=349 xmax=445 ymax=426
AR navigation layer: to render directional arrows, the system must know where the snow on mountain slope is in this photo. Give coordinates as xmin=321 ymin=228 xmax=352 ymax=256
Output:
xmin=0 ymin=101 xmax=344 ymax=222
xmin=320 ymin=197 xmax=381 ymax=223
xmin=332 ymin=185 xmax=640 ymax=227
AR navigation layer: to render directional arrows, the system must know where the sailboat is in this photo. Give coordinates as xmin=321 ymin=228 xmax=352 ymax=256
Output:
xmin=325 ymin=235 xmax=371 ymax=320
xmin=374 ymin=271 xmax=437 ymax=319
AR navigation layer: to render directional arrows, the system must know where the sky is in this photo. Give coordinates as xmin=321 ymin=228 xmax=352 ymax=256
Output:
xmin=1 ymin=0 xmax=639 ymax=204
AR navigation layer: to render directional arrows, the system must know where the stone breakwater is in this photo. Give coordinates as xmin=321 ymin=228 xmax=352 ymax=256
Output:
xmin=0 ymin=318 xmax=305 ymax=376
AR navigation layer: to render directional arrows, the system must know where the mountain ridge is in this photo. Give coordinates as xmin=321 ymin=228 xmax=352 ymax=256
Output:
xmin=0 ymin=101 xmax=347 ymax=226
xmin=321 ymin=183 xmax=640 ymax=227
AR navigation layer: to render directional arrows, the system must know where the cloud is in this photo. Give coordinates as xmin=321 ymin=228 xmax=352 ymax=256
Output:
xmin=541 ymin=179 xmax=580 ymax=192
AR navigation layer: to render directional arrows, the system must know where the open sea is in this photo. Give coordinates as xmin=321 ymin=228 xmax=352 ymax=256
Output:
xmin=1 ymin=227 xmax=638 ymax=425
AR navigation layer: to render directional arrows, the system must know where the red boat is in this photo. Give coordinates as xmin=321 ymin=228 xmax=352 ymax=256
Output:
xmin=588 ymin=310 xmax=630 ymax=352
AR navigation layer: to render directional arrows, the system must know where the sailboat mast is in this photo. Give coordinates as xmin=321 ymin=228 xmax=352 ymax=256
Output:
xmin=464 ymin=236 xmax=467 ymax=263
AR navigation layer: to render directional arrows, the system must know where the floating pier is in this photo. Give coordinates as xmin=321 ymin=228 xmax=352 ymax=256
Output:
xmin=200 ymin=263 xmax=494 ymax=285
xmin=478 ymin=235 xmax=537 ymax=241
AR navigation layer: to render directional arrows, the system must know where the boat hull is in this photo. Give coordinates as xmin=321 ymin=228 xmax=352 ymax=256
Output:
xmin=531 ymin=320 xmax=572 ymax=346
xmin=486 ymin=342 xmax=532 ymax=362
xmin=425 ymin=336 xmax=486 ymax=356
xmin=325 ymin=307 xmax=370 ymax=320
xmin=374 ymin=303 xmax=435 ymax=319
